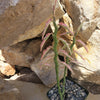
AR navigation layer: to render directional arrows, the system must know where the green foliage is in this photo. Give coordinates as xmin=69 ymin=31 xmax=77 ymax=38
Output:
xmin=40 ymin=0 xmax=88 ymax=100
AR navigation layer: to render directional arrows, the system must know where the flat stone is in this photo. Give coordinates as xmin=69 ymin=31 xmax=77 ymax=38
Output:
xmin=8 ymin=80 xmax=49 ymax=100
xmin=31 ymin=51 xmax=65 ymax=87
xmin=0 ymin=77 xmax=21 ymax=100
xmin=87 ymin=93 xmax=100 ymax=100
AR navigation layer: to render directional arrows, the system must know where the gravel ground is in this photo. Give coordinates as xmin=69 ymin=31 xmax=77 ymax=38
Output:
xmin=47 ymin=77 xmax=88 ymax=100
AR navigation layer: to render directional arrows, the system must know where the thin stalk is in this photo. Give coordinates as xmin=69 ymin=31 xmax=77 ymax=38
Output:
xmin=70 ymin=36 xmax=75 ymax=52
xmin=62 ymin=56 xmax=69 ymax=96
xmin=53 ymin=18 xmax=63 ymax=100
xmin=62 ymin=66 xmax=67 ymax=96
xmin=62 ymin=33 xmax=76 ymax=96
xmin=70 ymin=32 xmax=77 ymax=51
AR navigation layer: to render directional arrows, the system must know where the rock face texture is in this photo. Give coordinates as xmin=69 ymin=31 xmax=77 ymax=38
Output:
xmin=2 ymin=39 xmax=41 ymax=67
xmin=72 ymin=29 xmax=100 ymax=85
xmin=31 ymin=51 xmax=65 ymax=87
xmin=0 ymin=0 xmax=64 ymax=48
xmin=0 ymin=77 xmax=21 ymax=100
xmin=0 ymin=61 xmax=15 ymax=76
xmin=60 ymin=0 xmax=100 ymax=86
xmin=64 ymin=0 xmax=100 ymax=41
xmin=10 ymin=68 xmax=42 ymax=84
xmin=8 ymin=80 xmax=49 ymax=100
xmin=0 ymin=0 xmax=100 ymax=99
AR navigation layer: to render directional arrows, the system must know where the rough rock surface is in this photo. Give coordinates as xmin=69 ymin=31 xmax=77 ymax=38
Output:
xmin=0 ymin=50 xmax=5 ymax=61
xmin=0 ymin=77 xmax=21 ymax=100
xmin=8 ymin=80 xmax=49 ymax=100
xmin=2 ymin=39 xmax=41 ymax=67
xmin=0 ymin=61 xmax=15 ymax=76
xmin=72 ymin=29 xmax=100 ymax=85
xmin=0 ymin=0 xmax=64 ymax=48
xmin=10 ymin=68 xmax=42 ymax=84
xmin=60 ymin=0 xmax=100 ymax=89
xmin=31 ymin=51 xmax=65 ymax=87
xmin=7 ymin=80 xmax=100 ymax=100
xmin=64 ymin=0 xmax=100 ymax=41
xmin=87 ymin=93 xmax=100 ymax=100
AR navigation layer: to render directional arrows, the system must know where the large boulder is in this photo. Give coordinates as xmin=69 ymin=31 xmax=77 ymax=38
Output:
xmin=8 ymin=80 xmax=49 ymax=100
xmin=72 ymin=29 xmax=100 ymax=86
xmin=0 ymin=77 xmax=21 ymax=100
xmin=0 ymin=0 xmax=64 ymax=48
xmin=60 ymin=0 xmax=100 ymax=91
xmin=31 ymin=51 xmax=65 ymax=87
xmin=2 ymin=39 xmax=41 ymax=67
xmin=63 ymin=0 xmax=100 ymax=41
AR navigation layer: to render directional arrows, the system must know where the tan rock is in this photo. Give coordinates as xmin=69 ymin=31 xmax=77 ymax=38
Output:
xmin=72 ymin=29 xmax=100 ymax=85
xmin=87 ymin=93 xmax=100 ymax=100
xmin=10 ymin=68 xmax=42 ymax=84
xmin=61 ymin=0 xmax=100 ymax=87
xmin=2 ymin=39 xmax=41 ymax=67
xmin=0 ymin=61 xmax=15 ymax=76
xmin=0 ymin=0 xmax=64 ymax=48
xmin=8 ymin=80 xmax=49 ymax=100
xmin=0 ymin=77 xmax=21 ymax=100
xmin=64 ymin=0 xmax=100 ymax=42
xmin=31 ymin=51 xmax=65 ymax=87
xmin=77 ymin=80 xmax=100 ymax=94
xmin=0 ymin=50 xmax=5 ymax=61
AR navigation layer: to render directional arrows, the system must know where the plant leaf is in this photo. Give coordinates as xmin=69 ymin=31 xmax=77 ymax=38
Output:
xmin=59 ymin=38 xmax=72 ymax=54
xmin=70 ymin=60 xmax=81 ymax=65
xmin=59 ymin=22 xmax=74 ymax=35
xmin=60 ymin=61 xmax=74 ymax=74
xmin=41 ymin=46 xmax=52 ymax=60
xmin=74 ymin=50 xmax=85 ymax=60
xmin=60 ymin=32 xmax=69 ymax=36
xmin=40 ymin=33 xmax=52 ymax=51
xmin=44 ymin=63 xmax=51 ymax=67
xmin=59 ymin=49 xmax=73 ymax=60
xmin=76 ymin=22 xmax=83 ymax=35
xmin=42 ymin=19 xmax=52 ymax=40
xmin=53 ymin=0 xmax=58 ymax=15
xmin=77 ymin=39 xmax=88 ymax=53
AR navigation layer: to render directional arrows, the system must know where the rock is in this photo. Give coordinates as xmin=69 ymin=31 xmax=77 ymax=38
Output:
xmin=10 ymin=68 xmax=42 ymax=84
xmin=8 ymin=80 xmax=49 ymax=100
xmin=0 ymin=61 xmax=15 ymax=76
xmin=0 ymin=77 xmax=21 ymax=100
xmin=2 ymin=39 xmax=41 ymax=67
xmin=0 ymin=0 xmax=64 ymax=48
xmin=87 ymin=93 xmax=100 ymax=100
xmin=64 ymin=0 xmax=100 ymax=41
xmin=73 ymin=79 xmax=100 ymax=94
xmin=72 ymin=29 xmax=100 ymax=85
xmin=63 ymin=13 xmax=73 ymax=33
xmin=0 ymin=50 xmax=5 ymax=61
xmin=81 ymin=82 xmax=100 ymax=94
xmin=31 ymin=51 xmax=65 ymax=87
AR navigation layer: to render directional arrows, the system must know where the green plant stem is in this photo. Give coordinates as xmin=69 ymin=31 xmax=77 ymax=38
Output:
xmin=53 ymin=18 xmax=63 ymax=100
xmin=62 ymin=34 xmax=76 ymax=96
xmin=62 ymin=67 xmax=67 ymax=96
xmin=70 ymin=32 xmax=77 ymax=51
xmin=62 ymin=57 xmax=69 ymax=96
xmin=70 ymin=36 xmax=75 ymax=52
